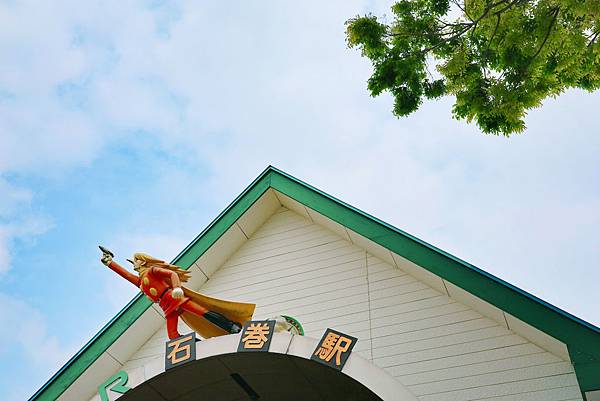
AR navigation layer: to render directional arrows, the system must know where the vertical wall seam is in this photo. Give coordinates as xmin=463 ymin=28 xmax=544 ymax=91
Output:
xmin=151 ymin=304 xmax=166 ymax=318
xmin=236 ymin=222 xmax=249 ymax=239
xmin=105 ymin=351 xmax=124 ymax=367
xmin=442 ymin=278 xmax=451 ymax=297
xmin=344 ymin=227 xmax=354 ymax=244
xmin=284 ymin=335 xmax=294 ymax=355
xmin=503 ymin=311 xmax=511 ymax=330
xmin=191 ymin=262 xmax=210 ymax=281
xmin=303 ymin=205 xmax=314 ymax=222
xmin=365 ymin=250 xmax=374 ymax=361
xmin=272 ymin=189 xmax=283 ymax=206
xmin=390 ymin=251 xmax=399 ymax=268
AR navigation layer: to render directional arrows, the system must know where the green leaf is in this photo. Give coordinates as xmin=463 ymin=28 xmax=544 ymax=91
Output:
xmin=346 ymin=0 xmax=600 ymax=136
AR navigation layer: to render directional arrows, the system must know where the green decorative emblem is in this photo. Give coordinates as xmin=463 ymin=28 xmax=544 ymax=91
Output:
xmin=281 ymin=315 xmax=304 ymax=335
xmin=98 ymin=370 xmax=130 ymax=401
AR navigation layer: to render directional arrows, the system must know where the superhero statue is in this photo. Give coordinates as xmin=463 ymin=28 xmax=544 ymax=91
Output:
xmin=99 ymin=246 xmax=255 ymax=340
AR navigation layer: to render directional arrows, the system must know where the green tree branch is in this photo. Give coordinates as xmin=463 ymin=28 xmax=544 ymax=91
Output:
xmin=346 ymin=0 xmax=600 ymax=136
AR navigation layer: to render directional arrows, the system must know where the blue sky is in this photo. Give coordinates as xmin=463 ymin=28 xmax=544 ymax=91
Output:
xmin=1 ymin=1 xmax=599 ymax=400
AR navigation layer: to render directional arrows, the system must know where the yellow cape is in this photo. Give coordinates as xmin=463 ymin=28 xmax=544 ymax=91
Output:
xmin=180 ymin=287 xmax=256 ymax=339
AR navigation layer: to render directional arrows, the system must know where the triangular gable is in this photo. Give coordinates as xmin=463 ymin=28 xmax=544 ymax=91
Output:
xmin=29 ymin=166 xmax=600 ymax=401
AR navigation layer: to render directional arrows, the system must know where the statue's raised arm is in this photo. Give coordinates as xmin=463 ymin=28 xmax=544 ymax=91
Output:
xmin=99 ymin=246 xmax=139 ymax=286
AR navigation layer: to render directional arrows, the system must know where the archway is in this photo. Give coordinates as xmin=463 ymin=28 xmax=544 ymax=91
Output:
xmin=121 ymin=352 xmax=384 ymax=401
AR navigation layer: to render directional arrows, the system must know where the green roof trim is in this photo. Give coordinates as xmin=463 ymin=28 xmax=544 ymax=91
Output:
xmin=30 ymin=166 xmax=600 ymax=400
xmin=269 ymin=167 xmax=600 ymax=395
xmin=28 ymin=169 xmax=272 ymax=401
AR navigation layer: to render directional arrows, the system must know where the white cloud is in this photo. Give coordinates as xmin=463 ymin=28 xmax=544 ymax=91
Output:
xmin=0 ymin=5 xmax=599 ymax=396
xmin=0 ymin=292 xmax=74 ymax=401
xmin=1 ymin=0 xmax=597 ymax=322
xmin=0 ymin=178 xmax=52 ymax=274
xmin=0 ymin=229 xmax=10 ymax=274
xmin=0 ymin=218 xmax=51 ymax=274
xmin=112 ymin=232 xmax=188 ymax=263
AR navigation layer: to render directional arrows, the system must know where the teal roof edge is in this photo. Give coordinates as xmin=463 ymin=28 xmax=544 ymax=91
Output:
xmin=29 ymin=166 xmax=600 ymax=400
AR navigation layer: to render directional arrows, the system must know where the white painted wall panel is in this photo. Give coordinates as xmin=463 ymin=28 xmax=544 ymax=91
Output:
xmin=115 ymin=206 xmax=582 ymax=401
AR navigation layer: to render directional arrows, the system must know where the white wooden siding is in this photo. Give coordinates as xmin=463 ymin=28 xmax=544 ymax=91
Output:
xmin=119 ymin=206 xmax=582 ymax=401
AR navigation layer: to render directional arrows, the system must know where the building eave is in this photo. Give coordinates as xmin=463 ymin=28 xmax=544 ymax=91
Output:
xmin=29 ymin=166 xmax=600 ymax=400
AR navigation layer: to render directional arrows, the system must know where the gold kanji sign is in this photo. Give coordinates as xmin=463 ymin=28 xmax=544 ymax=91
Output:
xmin=311 ymin=328 xmax=357 ymax=370
xmin=165 ymin=332 xmax=196 ymax=370
xmin=237 ymin=320 xmax=275 ymax=352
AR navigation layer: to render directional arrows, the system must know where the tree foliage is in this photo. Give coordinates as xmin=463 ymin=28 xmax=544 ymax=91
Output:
xmin=346 ymin=0 xmax=600 ymax=135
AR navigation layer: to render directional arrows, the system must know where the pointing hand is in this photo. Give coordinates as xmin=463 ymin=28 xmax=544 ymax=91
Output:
xmin=99 ymin=245 xmax=114 ymax=266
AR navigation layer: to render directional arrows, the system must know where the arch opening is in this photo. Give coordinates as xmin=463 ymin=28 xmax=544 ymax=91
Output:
xmin=121 ymin=352 xmax=384 ymax=401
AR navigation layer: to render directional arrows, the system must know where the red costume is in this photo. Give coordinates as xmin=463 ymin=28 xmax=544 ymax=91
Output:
xmin=107 ymin=260 xmax=209 ymax=339
xmin=100 ymin=246 xmax=255 ymax=341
